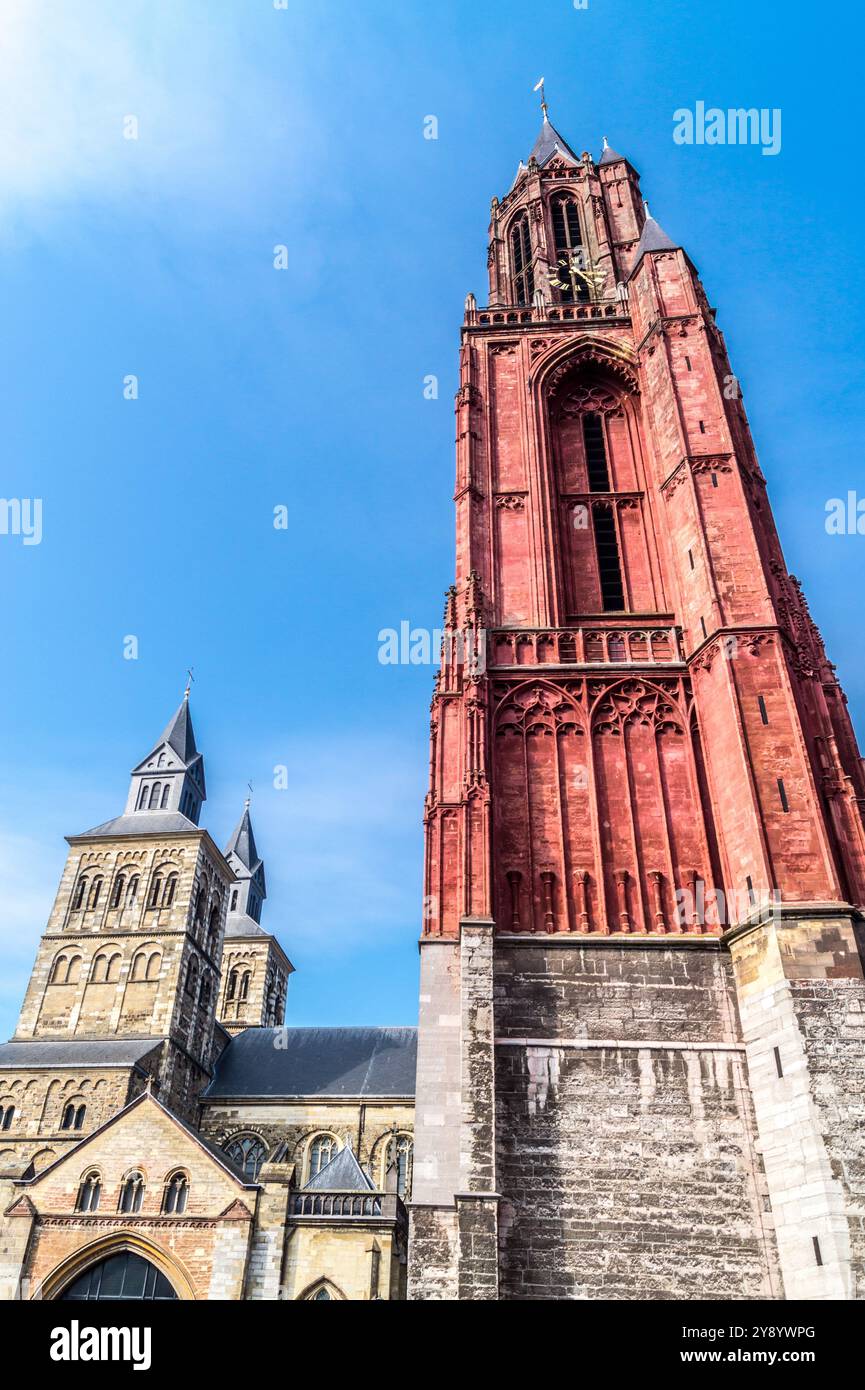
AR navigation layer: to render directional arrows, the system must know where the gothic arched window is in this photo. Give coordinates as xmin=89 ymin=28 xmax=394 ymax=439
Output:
xmin=109 ymin=874 xmax=125 ymax=909
xmin=119 ymin=1171 xmax=145 ymax=1214
xmin=162 ymin=1171 xmax=189 ymax=1214
xmin=550 ymin=194 xmax=587 ymax=303
xmin=509 ymin=213 xmax=534 ymax=306
xmin=149 ymin=783 xmax=161 ymax=810
xmin=225 ymin=1135 xmax=267 ymax=1180
xmin=307 ymin=1134 xmax=339 ymax=1181
xmin=72 ymin=877 xmax=88 ymax=911
xmin=76 ymin=1170 xmax=101 ymax=1212
xmin=384 ymin=1134 xmax=414 ymax=1199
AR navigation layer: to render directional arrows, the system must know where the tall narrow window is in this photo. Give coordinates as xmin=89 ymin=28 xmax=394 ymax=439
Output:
xmin=119 ymin=1172 xmax=145 ymax=1214
xmin=592 ymin=505 xmax=625 ymax=611
xmin=583 ymin=412 xmax=611 ymax=491
xmin=385 ymin=1134 xmax=414 ymax=1200
xmin=88 ymin=878 xmax=103 ymax=910
xmin=509 ymin=214 xmax=534 ymax=306
xmin=551 ymin=196 xmax=587 ymax=303
xmin=308 ymin=1134 xmax=339 ymax=1180
xmin=77 ymin=1171 xmax=101 ymax=1213
xmin=162 ymin=875 xmax=177 ymax=908
xmin=138 ymin=784 xmax=149 ymax=810
xmin=110 ymin=875 xmax=125 ymax=909
xmin=148 ymin=875 xmax=162 ymax=908
xmin=160 ymin=784 xmax=170 ymax=809
xmin=72 ymin=878 xmax=88 ymax=911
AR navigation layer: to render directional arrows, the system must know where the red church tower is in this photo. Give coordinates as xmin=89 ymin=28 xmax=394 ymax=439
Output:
xmin=409 ymin=100 xmax=865 ymax=1302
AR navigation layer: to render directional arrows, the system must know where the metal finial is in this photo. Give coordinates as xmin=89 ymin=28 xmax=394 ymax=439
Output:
xmin=184 ymin=666 xmax=195 ymax=698
xmin=644 ymin=200 xmax=651 ymax=219
xmin=533 ymin=76 xmax=548 ymax=122
xmin=602 ymin=136 xmax=609 ymax=150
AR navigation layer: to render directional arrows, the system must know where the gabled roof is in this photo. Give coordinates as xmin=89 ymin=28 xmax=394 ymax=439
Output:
xmin=529 ymin=117 xmax=580 ymax=167
xmin=303 ymin=1145 xmax=375 ymax=1193
xmin=16 ymin=1090 xmax=257 ymax=1189
xmin=203 ymin=1026 xmax=417 ymax=1100
xmin=630 ymin=212 xmax=679 ymax=276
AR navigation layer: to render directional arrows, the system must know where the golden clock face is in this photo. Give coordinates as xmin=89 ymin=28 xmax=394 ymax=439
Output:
xmin=549 ymin=253 xmax=606 ymax=298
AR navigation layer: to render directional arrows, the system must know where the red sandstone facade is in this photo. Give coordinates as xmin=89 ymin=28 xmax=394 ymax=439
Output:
xmin=422 ymin=128 xmax=865 ymax=944
xmin=409 ymin=114 xmax=865 ymax=1302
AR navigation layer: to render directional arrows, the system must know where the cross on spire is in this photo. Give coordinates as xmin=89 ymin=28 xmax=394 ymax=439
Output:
xmin=184 ymin=667 xmax=195 ymax=699
xmin=533 ymin=76 xmax=549 ymax=123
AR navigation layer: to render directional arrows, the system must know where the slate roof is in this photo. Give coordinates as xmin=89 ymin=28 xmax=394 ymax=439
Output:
xmin=0 ymin=1038 xmax=162 ymax=1070
xmin=225 ymin=804 xmax=261 ymax=875
xmin=630 ymin=214 xmax=679 ymax=276
xmin=224 ymin=914 xmax=271 ymax=940
xmin=156 ymin=695 xmax=198 ymax=765
xmin=303 ymin=1145 xmax=375 ymax=1192
xmin=71 ymin=811 xmax=200 ymax=840
xmin=599 ymin=142 xmax=624 ymax=165
xmin=529 ymin=117 xmax=579 ymax=167
xmin=203 ymin=1026 xmax=417 ymax=1099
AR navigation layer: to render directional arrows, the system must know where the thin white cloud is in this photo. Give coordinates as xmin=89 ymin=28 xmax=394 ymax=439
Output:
xmin=0 ymin=0 xmax=311 ymax=234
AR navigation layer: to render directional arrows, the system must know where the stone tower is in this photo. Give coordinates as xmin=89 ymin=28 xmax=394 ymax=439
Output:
xmin=4 ymin=693 xmax=235 ymax=1147
xmin=217 ymin=800 xmax=293 ymax=1033
xmin=409 ymin=108 xmax=865 ymax=1300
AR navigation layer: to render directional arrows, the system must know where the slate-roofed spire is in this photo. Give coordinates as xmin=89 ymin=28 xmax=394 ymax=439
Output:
xmin=629 ymin=204 xmax=679 ymax=276
xmin=599 ymin=135 xmax=625 ymax=165
xmin=528 ymin=116 xmax=580 ymax=168
xmin=123 ymin=690 xmax=207 ymax=824
xmin=224 ymin=798 xmax=267 ymax=928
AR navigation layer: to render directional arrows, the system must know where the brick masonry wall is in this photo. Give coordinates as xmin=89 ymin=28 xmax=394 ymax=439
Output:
xmin=494 ymin=941 xmax=782 ymax=1300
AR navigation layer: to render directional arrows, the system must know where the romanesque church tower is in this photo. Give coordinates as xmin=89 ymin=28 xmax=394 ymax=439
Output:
xmin=3 ymin=693 xmax=235 ymax=1152
xmin=409 ymin=104 xmax=865 ymax=1301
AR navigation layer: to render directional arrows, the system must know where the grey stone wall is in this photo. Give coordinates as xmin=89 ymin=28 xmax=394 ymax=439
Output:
xmin=494 ymin=941 xmax=781 ymax=1300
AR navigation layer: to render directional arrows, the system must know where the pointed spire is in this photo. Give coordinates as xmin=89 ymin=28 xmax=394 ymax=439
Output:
xmin=302 ymin=1144 xmax=376 ymax=1193
xmin=630 ymin=203 xmax=679 ymax=277
xmin=154 ymin=693 xmax=198 ymax=765
xmin=599 ymin=136 xmax=625 ymax=166
xmin=122 ymin=692 xmax=207 ymax=822
xmin=225 ymin=801 xmax=262 ymax=875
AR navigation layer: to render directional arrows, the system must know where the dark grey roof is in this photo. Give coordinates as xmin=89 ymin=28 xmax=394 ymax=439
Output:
xmin=0 ymin=1038 xmax=162 ymax=1070
xmin=529 ymin=117 xmax=579 ymax=167
xmin=630 ymin=214 xmax=679 ymax=276
xmin=203 ymin=1026 xmax=417 ymax=1099
xmin=599 ymin=143 xmax=624 ymax=165
xmin=225 ymin=914 xmax=270 ymax=940
xmin=72 ymin=811 xmax=199 ymax=840
xmin=303 ymin=1145 xmax=375 ymax=1192
xmin=156 ymin=695 xmax=198 ymax=764
xmin=225 ymin=804 xmax=261 ymax=875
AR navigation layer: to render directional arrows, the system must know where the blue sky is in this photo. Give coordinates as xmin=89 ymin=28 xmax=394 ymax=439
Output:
xmin=1 ymin=0 xmax=863 ymax=1038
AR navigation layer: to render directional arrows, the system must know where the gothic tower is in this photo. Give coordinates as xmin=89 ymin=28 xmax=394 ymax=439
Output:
xmin=4 ymin=693 xmax=235 ymax=1148
xmin=409 ymin=105 xmax=865 ymax=1301
xmin=217 ymin=800 xmax=293 ymax=1033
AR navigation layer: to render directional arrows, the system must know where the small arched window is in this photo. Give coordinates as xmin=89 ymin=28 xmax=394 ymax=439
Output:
xmin=76 ymin=1170 xmax=101 ymax=1212
xmin=145 ymin=951 xmax=161 ymax=982
xmin=308 ymin=1134 xmax=339 ymax=1180
xmin=72 ymin=877 xmax=88 ymax=911
xmin=148 ymin=783 xmax=161 ymax=810
xmin=509 ymin=213 xmax=534 ymax=306
xmin=148 ymin=876 xmax=162 ymax=909
xmin=230 ymin=889 xmax=238 ymax=912
xmin=225 ymin=1135 xmax=267 ymax=1180
xmin=162 ymin=1171 xmax=189 ymax=1214
xmin=162 ymin=875 xmax=177 ymax=908
xmin=62 ymin=1102 xmax=86 ymax=1131
xmin=119 ymin=1171 xmax=145 ymax=1214
xmin=50 ymin=954 xmax=68 ymax=984
xmin=199 ymin=973 xmax=212 ymax=1009
xmin=0 ymin=1105 xmax=15 ymax=1131
xmin=126 ymin=875 xmax=140 ymax=904
xmin=88 ymin=877 xmax=103 ymax=910
xmin=238 ymin=971 xmax=251 ymax=1002
xmin=160 ymin=784 xmax=171 ymax=809
xmin=206 ymin=905 xmax=219 ymax=955
xmin=138 ymin=784 xmax=149 ymax=810
xmin=110 ymin=874 xmax=125 ymax=909
xmin=226 ymin=969 xmax=238 ymax=1002
xmin=185 ymin=957 xmax=199 ymax=996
